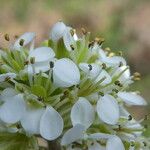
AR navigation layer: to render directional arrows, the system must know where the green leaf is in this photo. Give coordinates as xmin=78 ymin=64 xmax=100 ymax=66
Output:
xmin=0 ymin=132 xmax=39 ymax=150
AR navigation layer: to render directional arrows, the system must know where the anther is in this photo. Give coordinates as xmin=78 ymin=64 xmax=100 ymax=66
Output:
xmin=128 ymin=115 xmax=132 ymax=121
xmin=105 ymin=47 xmax=111 ymax=52
xmin=70 ymin=29 xmax=75 ymax=36
xmin=81 ymin=27 xmax=87 ymax=35
xmin=102 ymin=63 xmax=107 ymax=69
xmin=4 ymin=33 xmax=10 ymax=41
xmin=143 ymin=141 xmax=147 ymax=147
xmin=50 ymin=61 xmax=54 ymax=68
xmin=130 ymin=141 xmax=135 ymax=147
xmin=88 ymin=41 xmax=94 ymax=48
xmin=88 ymin=64 xmax=92 ymax=71
xmin=119 ymin=62 xmax=123 ymax=67
xmin=99 ymin=91 xmax=104 ymax=96
xmin=70 ymin=44 xmax=75 ymax=50
xmin=5 ymin=76 xmax=11 ymax=82
xmin=19 ymin=39 xmax=25 ymax=46
xmin=108 ymin=52 xmax=115 ymax=57
xmin=30 ymin=57 xmax=35 ymax=64
xmin=112 ymin=89 xmax=119 ymax=93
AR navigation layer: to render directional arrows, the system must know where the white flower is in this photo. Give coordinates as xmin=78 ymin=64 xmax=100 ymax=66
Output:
xmin=71 ymin=97 xmax=95 ymax=129
xmin=96 ymin=94 xmax=120 ymax=125
xmin=61 ymin=124 xmax=85 ymax=146
xmin=117 ymin=92 xmax=147 ymax=106
xmin=79 ymin=63 xmax=101 ymax=79
xmin=112 ymin=65 xmax=132 ymax=85
xmin=53 ymin=58 xmax=80 ymax=87
xmin=0 ymin=88 xmax=26 ymax=124
xmin=79 ymin=63 xmax=111 ymax=85
xmin=27 ymin=47 xmax=55 ymax=74
xmin=0 ymin=73 xmax=16 ymax=82
xmin=50 ymin=22 xmax=67 ymax=42
xmin=21 ymin=106 xmax=64 ymax=140
xmin=49 ymin=21 xmax=77 ymax=51
xmin=13 ymin=32 xmax=35 ymax=50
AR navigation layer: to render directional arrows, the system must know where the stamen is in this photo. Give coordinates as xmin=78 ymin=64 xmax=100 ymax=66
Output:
xmin=5 ymin=76 xmax=11 ymax=82
xmin=70 ymin=44 xmax=75 ymax=50
xmin=95 ymin=37 xmax=105 ymax=45
xmin=4 ymin=33 xmax=10 ymax=41
xmin=128 ymin=115 xmax=132 ymax=121
xmin=88 ymin=64 xmax=92 ymax=71
xmin=81 ymin=27 xmax=87 ymax=35
xmin=102 ymin=63 xmax=107 ymax=69
xmin=70 ymin=29 xmax=75 ymax=36
xmin=19 ymin=39 xmax=25 ymax=46
xmin=99 ymin=91 xmax=104 ymax=96
xmin=50 ymin=61 xmax=54 ymax=68
xmin=30 ymin=57 xmax=35 ymax=64
xmin=104 ymin=47 xmax=111 ymax=52
xmin=88 ymin=41 xmax=94 ymax=48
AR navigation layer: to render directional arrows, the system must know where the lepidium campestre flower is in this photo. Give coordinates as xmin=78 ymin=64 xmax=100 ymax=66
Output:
xmin=0 ymin=21 xmax=148 ymax=150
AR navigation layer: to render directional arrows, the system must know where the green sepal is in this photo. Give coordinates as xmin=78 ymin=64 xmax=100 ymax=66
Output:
xmin=0 ymin=132 xmax=39 ymax=150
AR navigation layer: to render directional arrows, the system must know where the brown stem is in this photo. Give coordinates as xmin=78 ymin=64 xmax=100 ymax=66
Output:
xmin=47 ymin=140 xmax=62 ymax=150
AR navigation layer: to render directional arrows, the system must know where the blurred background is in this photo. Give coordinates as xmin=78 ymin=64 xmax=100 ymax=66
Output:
xmin=0 ymin=0 xmax=149 ymax=135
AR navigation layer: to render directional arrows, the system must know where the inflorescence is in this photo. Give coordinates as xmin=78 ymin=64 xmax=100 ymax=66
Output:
xmin=0 ymin=21 xmax=149 ymax=150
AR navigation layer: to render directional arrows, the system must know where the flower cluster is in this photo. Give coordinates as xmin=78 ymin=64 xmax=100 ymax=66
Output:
xmin=0 ymin=22 xmax=149 ymax=150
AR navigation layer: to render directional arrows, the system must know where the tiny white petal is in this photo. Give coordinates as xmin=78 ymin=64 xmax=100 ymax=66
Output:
xmin=71 ymin=97 xmax=95 ymax=129
xmin=40 ymin=106 xmax=63 ymax=140
xmin=102 ymin=56 xmax=126 ymax=67
xmin=89 ymin=133 xmax=112 ymax=140
xmin=61 ymin=124 xmax=85 ymax=146
xmin=118 ymin=92 xmax=147 ymax=106
xmin=50 ymin=21 xmax=66 ymax=42
xmin=53 ymin=58 xmax=80 ymax=87
xmin=14 ymin=32 xmax=35 ymax=50
xmin=21 ymin=108 xmax=44 ymax=134
xmin=95 ymin=70 xmax=112 ymax=85
xmin=97 ymin=95 xmax=119 ymax=125
xmin=0 ymin=94 xmax=26 ymax=124
xmin=88 ymin=142 xmax=105 ymax=150
xmin=0 ymin=88 xmax=17 ymax=102
xmin=0 ymin=73 xmax=16 ymax=82
xmin=79 ymin=63 xmax=101 ymax=79
xmin=98 ymin=48 xmax=107 ymax=59
xmin=106 ymin=136 xmax=125 ymax=150
xmin=63 ymin=27 xmax=75 ymax=51
xmin=29 ymin=47 xmax=55 ymax=63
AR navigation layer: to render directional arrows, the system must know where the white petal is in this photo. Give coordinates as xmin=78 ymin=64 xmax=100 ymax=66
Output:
xmin=112 ymin=66 xmax=131 ymax=83
xmin=21 ymin=108 xmax=44 ymax=134
xmin=97 ymin=95 xmax=119 ymax=125
xmin=102 ymin=56 xmax=126 ymax=67
xmin=0 ymin=88 xmax=17 ymax=102
xmin=95 ymin=70 xmax=112 ymax=85
xmin=50 ymin=21 xmax=66 ymax=41
xmin=63 ymin=27 xmax=75 ymax=51
xmin=88 ymin=142 xmax=106 ymax=150
xmin=89 ymin=133 xmax=112 ymax=140
xmin=53 ymin=58 xmax=80 ymax=87
xmin=14 ymin=32 xmax=35 ymax=50
xmin=98 ymin=48 xmax=107 ymax=59
xmin=26 ymin=61 xmax=51 ymax=74
xmin=29 ymin=47 xmax=55 ymax=63
xmin=71 ymin=97 xmax=95 ymax=129
xmin=79 ymin=63 xmax=101 ymax=79
xmin=117 ymin=92 xmax=147 ymax=106
xmin=106 ymin=136 xmax=125 ymax=150
xmin=0 ymin=94 xmax=26 ymax=124
xmin=61 ymin=124 xmax=85 ymax=146
xmin=0 ymin=73 xmax=16 ymax=82
xmin=40 ymin=106 xmax=63 ymax=140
